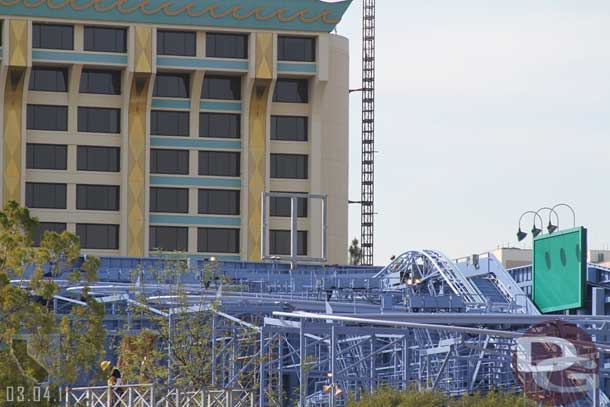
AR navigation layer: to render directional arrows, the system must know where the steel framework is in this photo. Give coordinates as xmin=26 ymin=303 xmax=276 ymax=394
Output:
xmin=13 ymin=251 xmax=610 ymax=407
xmin=360 ymin=0 xmax=376 ymax=265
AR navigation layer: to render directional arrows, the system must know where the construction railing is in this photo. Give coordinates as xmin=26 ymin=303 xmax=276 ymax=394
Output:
xmin=64 ymin=384 xmax=253 ymax=407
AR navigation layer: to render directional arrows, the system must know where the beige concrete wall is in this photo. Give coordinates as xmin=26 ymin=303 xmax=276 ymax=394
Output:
xmin=310 ymin=34 xmax=349 ymax=264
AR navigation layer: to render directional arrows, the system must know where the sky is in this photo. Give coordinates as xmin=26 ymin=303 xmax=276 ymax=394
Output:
xmin=333 ymin=1 xmax=610 ymax=264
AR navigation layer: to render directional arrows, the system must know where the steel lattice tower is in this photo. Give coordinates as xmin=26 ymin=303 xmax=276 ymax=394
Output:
xmin=361 ymin=0 xmax=376 ymax=265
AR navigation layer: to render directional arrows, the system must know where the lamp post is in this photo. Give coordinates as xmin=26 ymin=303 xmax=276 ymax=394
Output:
xmin=517 ymin=211 xmax=544 ymax=242
xmin=552 ymin=203 xmax=576 ymax=228
xmin=535 ymin=207 xmax=560 ymax=234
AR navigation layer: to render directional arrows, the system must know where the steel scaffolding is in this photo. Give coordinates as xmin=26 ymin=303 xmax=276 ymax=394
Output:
xmin=14 ymin=251 xmax=610 ymax=407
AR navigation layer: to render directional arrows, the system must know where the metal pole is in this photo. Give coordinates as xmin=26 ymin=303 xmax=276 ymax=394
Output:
xmin=299 ymin=322 xmax=306 ymax=407
xmin=369 ymin=335 xmax=375 ymax=393
xmin=290 ymin=196 xmax=298 ymax=269
xmin=330 ymin=324 xmax=336 ymax=407
xmin=259 ymin=328 xmax=266 ymax=407
xmin=167 ymin=312 xmax=172 ymax=385
xmin=211 ymin=315 xmax=217 ymax=387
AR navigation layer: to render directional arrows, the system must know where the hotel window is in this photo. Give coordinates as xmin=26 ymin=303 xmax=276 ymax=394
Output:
xmin=78 ymin=107 xmax=121 ymax=133
xmin=273 ymin=79 xmax=309 ymax=103
xmin=150 ymin=226 xmax=188 ymax=252
xmin=198 ymin=228 xmax=239 ymax=253
xmin=77 ymin=146 xmax=120 ymax=172
xmin=26 ymin=183 xmax=66 ymax=209
xmin=32 ymin=23 xmax=73 ymax=50
xmin=270 ymin=230 xmax=308 ymax=256
xmin=29 ymin=67 xmax=68 ymax=92
xmin=201 ymin=75 xmax=241 ymax=100
xmin=80 ymin=69 xmax=121 ymax=95
xmin=270 ymin=193 xmax=308 ymax=218
xmin=198 ymin=189 xmax=240 ymax=215
xmin=198 ymin=151 xmax=240 ymax=177
xmin=199 ymin=113 xmax=240 ymax=138
xmin=271 ymin=116 xmax=308 ymax=141
xmin=84 ymin=26 xmax=126 ymax=53
xmin=76 ymin=223 xmax=119 ymax=250
xmin=270 ymin=154 xmax=308 ymax=179
xmin=27 ymin=105 xmax=67 ymax=131
xmin=153 ymin=73 xmax=190 ymax=98
xmin=206 ymin=33 xmax=248 ymax=59
xmin=32 ymin=222 xmax=66 ymax=246
xmin=150 ymin=149 xmax=189 ymax=175
xmin=157 ymin=30 xmax=196 ymax=56
xmin=76 ymin=185 xmax=120 ymax=211
xmin=151 ymin=110 xmax=189 ymax=137
xmin=26 ymin=144 xmax=67 ymax=170
xmin=150 ymin=187 xmax=189 ymax=213
xmin=278 ymin=36 xmax=315 ymax=62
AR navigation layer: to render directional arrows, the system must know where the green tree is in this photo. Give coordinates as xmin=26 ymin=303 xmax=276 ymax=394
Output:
xmin=0 ymin=201 xmax=106 ymax=406
xmin=117 ymin=256 xmax=260 ymax=391
xmin=346 ymin=386 xmax=537 ymax=407
xmin=349 ymin=238 xmax=363 ymax=265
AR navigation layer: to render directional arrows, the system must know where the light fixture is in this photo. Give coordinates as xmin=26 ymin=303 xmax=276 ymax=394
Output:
xmin=531 ymin=225 xmax=542 ymax=238
xmin=414 ymin=278 xmax=422 ymax=285
xmin=517 ymin=228 xmax=527 ymax=242
xmin=406 ymin=278 xmax=413 ymax=285
xmin=210 ymin=256 xmax=217 ymax=262
xmin=547 ymin=221 xmax=558 ymax=234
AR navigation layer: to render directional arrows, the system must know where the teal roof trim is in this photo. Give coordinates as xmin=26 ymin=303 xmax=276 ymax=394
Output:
xmin=0 ymin=0 xmax=352 ymax=32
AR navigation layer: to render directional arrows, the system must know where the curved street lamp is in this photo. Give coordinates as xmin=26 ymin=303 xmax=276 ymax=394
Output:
xmin=535 ymin=206 xmax=560 ymax=234
xmin=552 ymin=203 xmax=576 ymax=228
xmin=517 ymin=211 xmax=544 ymax=242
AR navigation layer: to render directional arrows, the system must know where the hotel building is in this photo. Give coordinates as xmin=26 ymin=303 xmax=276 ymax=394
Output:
xmin=0 ymin=0 xmax=351 ymax=263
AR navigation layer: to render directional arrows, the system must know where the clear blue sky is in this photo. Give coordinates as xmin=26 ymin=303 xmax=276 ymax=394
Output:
xmin=334 ymin=1 xmax=610 ymax=264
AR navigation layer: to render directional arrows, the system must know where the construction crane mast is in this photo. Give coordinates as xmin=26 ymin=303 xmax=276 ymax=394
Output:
xmin=360 ymin=0 xmax=376 ymax=265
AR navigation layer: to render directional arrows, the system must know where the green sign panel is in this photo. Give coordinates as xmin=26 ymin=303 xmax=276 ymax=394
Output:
xmin=532 ymin=227 xmax=587 ymax=313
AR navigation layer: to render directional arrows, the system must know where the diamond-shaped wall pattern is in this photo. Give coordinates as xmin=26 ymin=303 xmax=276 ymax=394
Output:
xmin=247 ymin=32 xmax=274 ymax=260
xmin=127 ymin=26 xmax=153 ymax=256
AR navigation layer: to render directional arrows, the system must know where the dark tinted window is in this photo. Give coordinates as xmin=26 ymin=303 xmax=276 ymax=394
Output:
xmin=78 ymin=107 xmax=121 ymax=133
xmin=273 ymin=79 xmax=308 ymax=103
xmin=278 ymin=36 xmax=315 ymax=62
xmin=29 ymin=67 xmax=68 ymax=92
xmin=27 ymin=105 xmax=67 ymax=131
xmin=84 ymin=26 xmax=126 ymax=53
xmin=198 ymin=189 xmax=240 ymax=215
xmin=32 ymin=222 xmax=66 ymax=247
xmin=198 ymin=228 xmax=239 ymax=253
xmin=150 ymin=187 xmax=188 ymax=213
xmin=271 ymin=116 xmax=308 ymax=141
xmin=80 ymin=69 xmax=121 ymax=95
xmin=200 ymin=113 xmax=240 ymax=139
xmin=270 ymin=230 xmax=307 ymax=255
xmin=206 ymin=33 xmax=248 ymax=59
xmin=32 ymin=24 xmax=73 ymax=50
xmin=26 ymin=183 xmax=66 ymax=209
xmin=150 ymin=226 xmax=188 ymax=252
xmin=76 ymin=223 xmax=119 ymax=249
xmin=77 ymin=146 xmax=120 ymax=172
xmin=150 ymin=149 xmax=189 ymax=174
xmin=198 ymin=151 xmax=240 ymax=177
xmin=151 ymin=110 xmax=189 ymax=137
xmin=76 ymin=184 xmax=120 ymax=211
xmin=270 ymin=193 xmax=308 ymax=218
xmin=202 ymin=75 xmax=241 ymax=100
xmin=270 ymin=154 xmax=308 ymax=179
xmin=153 ymin=73 xmax=189 ymax=98
xmin=157 ymin=30 xmax=195 ymax=56
xmin=26 ymin=144 xmax=67 ymax=170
